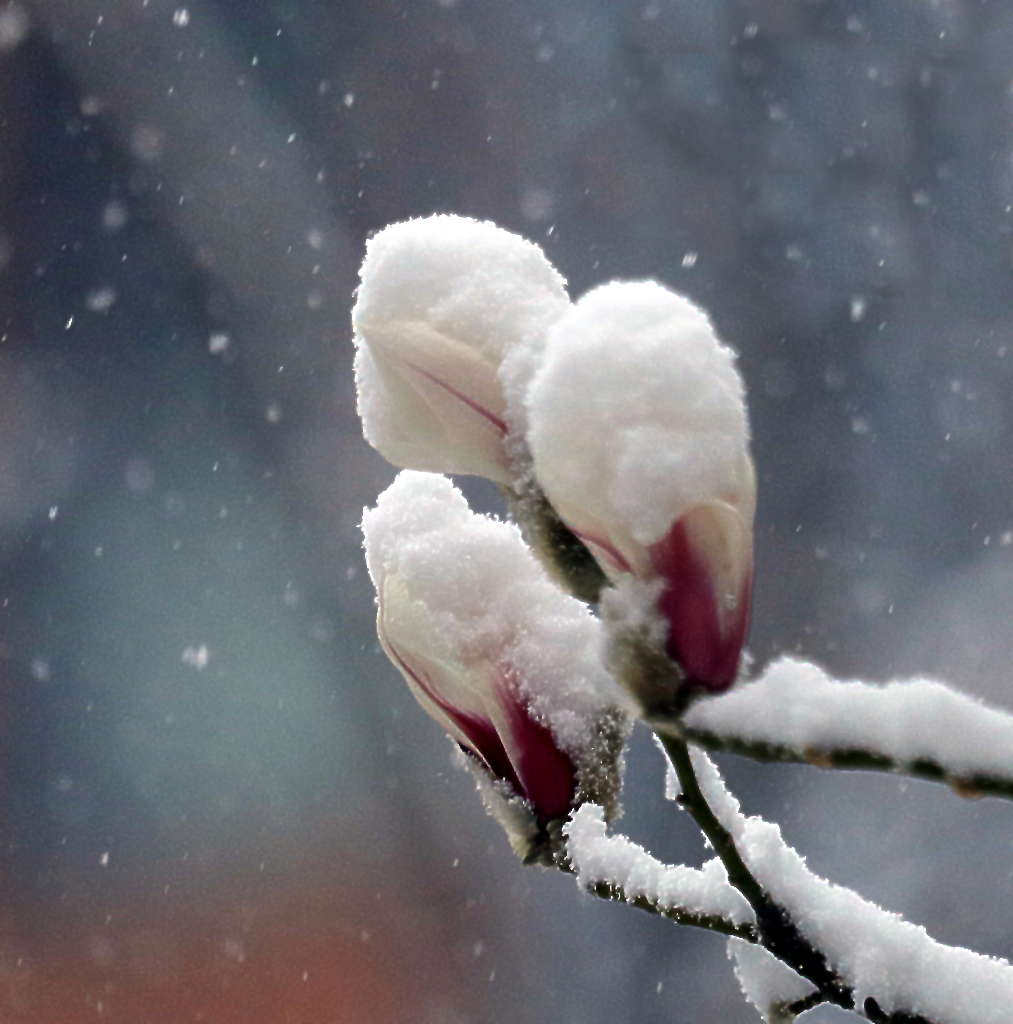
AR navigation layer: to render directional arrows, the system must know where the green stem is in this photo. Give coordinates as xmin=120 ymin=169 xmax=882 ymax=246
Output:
xmin=504 ymin=485 xmax=608 ymax=604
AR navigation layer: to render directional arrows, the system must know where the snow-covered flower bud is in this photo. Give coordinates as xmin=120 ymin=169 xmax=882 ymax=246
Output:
xmin=526 ymin=281 xmax=755 ymax=701
xmin=352 ymin=215 xmax=569 ymax=486
xmin=362 ymin=471 xmax=631 ymax=861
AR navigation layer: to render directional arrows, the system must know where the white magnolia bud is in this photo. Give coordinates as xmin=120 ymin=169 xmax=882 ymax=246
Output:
xmin=526 ymin=281 xmax=756 ymax=695
xmin=352 ymin=215 xmax=569 ymax=485
xmin=361 ymin=471 xmax=631 ymax=852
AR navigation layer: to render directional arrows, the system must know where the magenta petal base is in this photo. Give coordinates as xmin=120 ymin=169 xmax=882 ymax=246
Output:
xmin=649 ymin=518 xmax=752 ymax=693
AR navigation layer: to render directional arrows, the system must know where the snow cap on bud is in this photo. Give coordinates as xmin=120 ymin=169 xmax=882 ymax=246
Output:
xmin=362 ymin=471 xmax=631 ymax=860
xmin=352 ymin=215 xmax=569 ymax=486
xmin=526 ymin=281 xmax=755 ymax=699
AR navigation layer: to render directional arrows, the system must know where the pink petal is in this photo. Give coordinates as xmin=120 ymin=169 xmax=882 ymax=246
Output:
xmin=384 ymin=636 xmax=524 ymax=794
xmin=401 ymin=358 xmax=508 ymax=436
xmin=496 ymin=666 xmax=577 ymax=823
xmin=649 ymin=512 xmax=752 ymax=692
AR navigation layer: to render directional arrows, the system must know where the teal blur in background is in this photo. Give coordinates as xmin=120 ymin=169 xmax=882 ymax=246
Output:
xmin=3 ymin=1 xmax=1013 ymax=1020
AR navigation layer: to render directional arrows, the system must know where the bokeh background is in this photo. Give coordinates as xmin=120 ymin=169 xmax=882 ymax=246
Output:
xmin=2 ymin=0 xmax=1013 ymax=1020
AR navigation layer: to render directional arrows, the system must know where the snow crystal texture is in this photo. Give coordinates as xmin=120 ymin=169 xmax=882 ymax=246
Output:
xmin=362 ymin=471 xmax=630 ymax=754
xmin=354 ymin=214 xmax=566 ymax=368
xmin=727 ymin=939 xmax=815 ymax=1022
xmin=681 ymin=748 xmax=1013 ymax=1024
xmin=352 ymin=214 xmax=568 ymax=481
xmin=686 ymin=655 xmax=1013 ymax=782
xmin=565 ymin=803 xmax=753 ymax=926
xmin=526 ymin=280 xmax=749 ymax=546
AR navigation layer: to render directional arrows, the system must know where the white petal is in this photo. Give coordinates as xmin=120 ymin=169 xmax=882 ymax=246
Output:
xmin=352 ymin=215 xmax=569 ymax=482
xmin=355 ymin=318 xmax=512 ymax=483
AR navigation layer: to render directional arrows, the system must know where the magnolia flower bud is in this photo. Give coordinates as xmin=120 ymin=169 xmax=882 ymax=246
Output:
xmin=525 ymin=281 xmax=755 ymax=699
xmin=352 ymin=215 xmax=569 ymax=486
xmin=361 ymin=471 xmax=631 ymax=860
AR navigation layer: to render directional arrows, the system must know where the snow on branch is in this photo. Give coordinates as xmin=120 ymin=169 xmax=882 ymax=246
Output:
xmin=727 ymin=939 xmax=818 ymax=1024
xmin=362 ymin=471 xmax=631 ymax=859
xmin=678 ymin=748 xmax=1013 ymax=1024
xmin=351 ymin=216 xmax=1013 ymax=1021
xmin=564 ymin=803 xmax=754 ymax=938
xmin=683 ymin=656 xmax=1013 ymax=800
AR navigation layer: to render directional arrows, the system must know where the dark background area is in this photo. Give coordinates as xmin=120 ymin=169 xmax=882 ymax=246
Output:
xmin=2 ymin=0 xmax=1013 ymax=1020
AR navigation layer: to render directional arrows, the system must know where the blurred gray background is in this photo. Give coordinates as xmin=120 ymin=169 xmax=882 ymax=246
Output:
xmin=2 ymin=0 xmax=1013 ymax=1020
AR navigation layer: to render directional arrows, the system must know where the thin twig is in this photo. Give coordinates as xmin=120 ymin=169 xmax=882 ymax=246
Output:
xmin=779 ymin=990 xmax=827 ymax=1018
xmin=585 ymin=877 xmax=757 ymax=939
xmin=551 ymin=833 xmax=756 ymax=940
xmin=658 ymin=733 xmax=848 ymax=1005
xmin=680 ymin=726 xmax=1011 ymax=802
xmin=656 ymin=733 xmax=943 ymax=1024
xmin=659 ymin=733 xmax=769 ymax=910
